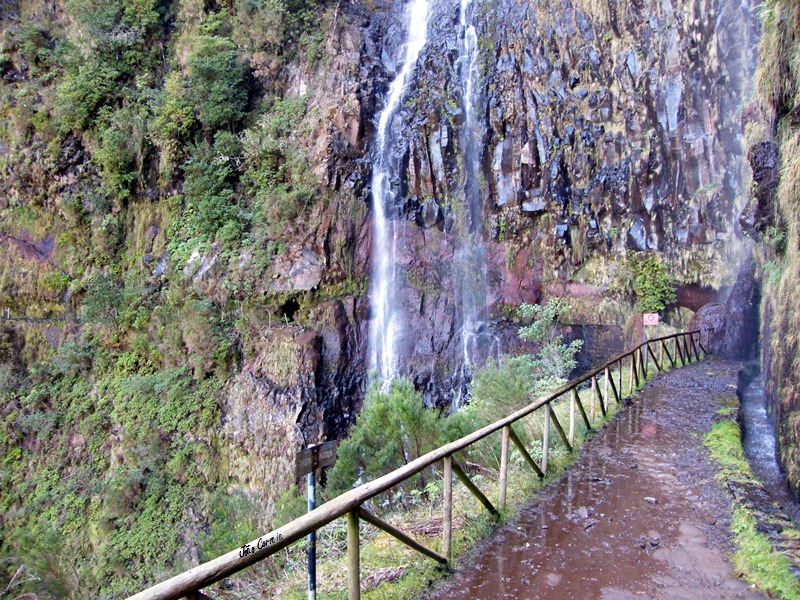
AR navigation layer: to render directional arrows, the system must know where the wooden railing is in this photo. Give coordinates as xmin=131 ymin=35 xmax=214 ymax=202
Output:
xmin=128 ymin=330 xmax=707 ymax=600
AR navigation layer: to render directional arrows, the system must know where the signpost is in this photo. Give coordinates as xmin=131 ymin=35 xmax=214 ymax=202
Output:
xmin=642 ymin=314 xmax=659 ymax=373
xmin=295 ymin=441 xmax=338 ymax=600
xmin=642 ymin=313 xmax=659 ymax=326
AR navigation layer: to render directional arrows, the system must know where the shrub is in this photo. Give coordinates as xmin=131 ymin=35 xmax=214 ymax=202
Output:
xmin=328 ymin=379 xmax=443 ymax=499
xmin=149 ymin=72 xmax=197 ymax=177
xmin=94 ymin=104 xmax=148 ymax=199
xmin=516 ymin=298 xmax=584 ymax=382
xmin=241 ymin=96 xmax=315 ymax=239
xmin=2 ymin=523 xmax=89 ymax=599
xmin=187 ymin=34 xmax=248 ymax=131
xmin=197 ymin=489 xmax=262 ymax=561
xmin=629 ymin=254 xmax=677 ymax=313
xmin=80 ymin=274 xmax=124 ymax=325
xmin=468 ymin=299 xmax=583 ymax=434
xmin=14 ymin=22 xmax=57 ymax=78
xmin=64 ymin=0 xmax=161 ymax=70
xmin=168 ymin=135 xmax=248 ymax=256
xmin=54 ymin=58 xmax=121 ymax=133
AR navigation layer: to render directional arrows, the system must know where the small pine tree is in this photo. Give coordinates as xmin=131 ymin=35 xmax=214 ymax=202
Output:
xmin=327 ymin=378 xmax=442 ymax=501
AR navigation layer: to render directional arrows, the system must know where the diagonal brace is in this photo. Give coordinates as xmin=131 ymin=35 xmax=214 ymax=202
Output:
xmin=549 ymin=405 xmax=573 ymax=452
xmin=451 ymin=460 xmax=499 ymax=518
xmin=357 ymin=507 xmax=447 ymax=565
xmin=508 ymin=427 xmax=545 ymax=478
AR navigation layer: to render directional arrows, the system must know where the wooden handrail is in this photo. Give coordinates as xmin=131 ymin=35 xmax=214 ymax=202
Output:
xmin=128 ymin=330 xmax=703 ymax=600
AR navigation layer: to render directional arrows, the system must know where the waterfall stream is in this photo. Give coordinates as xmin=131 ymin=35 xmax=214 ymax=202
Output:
xmin=369 ymin=0 xmax=431 ymax=382
xmin=453 ymin=0 xmax=498 ymax=406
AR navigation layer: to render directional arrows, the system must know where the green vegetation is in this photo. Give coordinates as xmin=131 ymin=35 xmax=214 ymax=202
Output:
xmin=0 ymin=0 xmax=337 ymax=596
xmin=629 ymin=254 xmax=677 ymax=313
xmin=328 ymin=379 xmax=447 ymax=499
xmin=466 ymin=299 xmax=583 ymax=430
xmin=750 ymin=0 xmax=800 ymax=496
xmin=331 ymin=300 xmax=584 ymax=498
xmin=705 ymin=409 xmax=800 ymax=599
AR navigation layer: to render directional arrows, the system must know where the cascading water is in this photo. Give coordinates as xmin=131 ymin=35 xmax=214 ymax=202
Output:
xmin=369 ymin=0 xmax=431 ymax=382
xmin=453 ymin=0 xmax=498 ymax=405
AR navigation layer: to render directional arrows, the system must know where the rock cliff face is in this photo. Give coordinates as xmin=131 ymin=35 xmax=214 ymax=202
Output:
xmin=745 ymin=0 xmax=800 ymax=497
xmin=0 ymin=0 xmax=763 ymax=591
xmin=0 ymin=0 xmax=760 ymax=470
xmin=349 ymin=0 xmax=758 ymax=401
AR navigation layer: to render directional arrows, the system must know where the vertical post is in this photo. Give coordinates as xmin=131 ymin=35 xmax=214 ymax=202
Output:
xmin=640 ymin=347 xmax=647 ymax=380
xmin=618 ymin=360 xmax=623 ymax=399
xmin=499 ymin=428 xmax=510 ymax=509
xmin=347 ymin=510 xmax=360 ymax=600
xmin=569 ymin=389 xmax=576 ymax=445
xmin=643 ymin=341 xmax=649 ymax=377
xmin=659 ymin=339 xmax=664 ymax=370
xmin=542 ymin=404 xmax=551 ymax=474
xmin=604 ymin=367 xmax=610 ymax=414
xmin=443 ymin=456 xmax=453 ymax=560
xmin=591 ymin=378 xmax=597 ymax=423
xmin=629 ymin=353 xmax=635 ymax=394
xmin=674 ymin=337 xmax=680 ymax=366
xmin=307 ymin=472 xmax=316 ymax=600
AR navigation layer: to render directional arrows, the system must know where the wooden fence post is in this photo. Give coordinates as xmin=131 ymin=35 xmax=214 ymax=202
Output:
xmin=593 ymin=375 xmax=606 ymax=417
xmin=629 ymin=353 xmax=636 ymax=394
xmin=499 ymin=428 xmax=509 ymax=510
xmin=443 ymin=456 xmax=452 ymax=560
xmin=569 ymin=391 xmax=576 ymax=445
xmin=642 ymin=342 xmax=648 ymax=377
xmin=348 ymin=510 xmax=360 ymax=600
xmin=542 ymin=403 xmax=551 ymax=474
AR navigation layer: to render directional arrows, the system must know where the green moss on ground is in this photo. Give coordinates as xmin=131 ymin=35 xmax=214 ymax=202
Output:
xmin=704 ymin=411 xmax=800 ymax=599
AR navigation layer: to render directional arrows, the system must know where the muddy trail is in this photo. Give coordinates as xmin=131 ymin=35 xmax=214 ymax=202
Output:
xmin=426 ymin=358 xmax=764 ymax=600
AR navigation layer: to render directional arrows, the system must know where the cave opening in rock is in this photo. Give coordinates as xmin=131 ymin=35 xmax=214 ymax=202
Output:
xmin=280 ymin=299 xmax=300 ymax=323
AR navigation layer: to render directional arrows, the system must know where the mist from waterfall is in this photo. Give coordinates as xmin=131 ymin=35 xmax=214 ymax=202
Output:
xmin=369 ymin=0 xmax=431 ymax=382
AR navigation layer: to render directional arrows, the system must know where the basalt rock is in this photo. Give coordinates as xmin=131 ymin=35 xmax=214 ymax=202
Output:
xmin=689 ymin=256 xmax=759 ymax=359
xmin=741 ymin=141 xmax=779 ymax=237
xmin=351 ymin=0 xmax=758 ymax=402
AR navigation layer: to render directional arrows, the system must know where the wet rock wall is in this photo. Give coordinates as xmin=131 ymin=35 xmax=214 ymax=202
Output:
xmin=349 ymin=0 xmax=758 ymax=401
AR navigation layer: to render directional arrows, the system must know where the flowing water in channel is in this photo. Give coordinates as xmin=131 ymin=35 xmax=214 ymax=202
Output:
xmin=740 ymin=367 xmax=800 ymax=523
xmin=369 ymin=0 xmax=431 ymax=381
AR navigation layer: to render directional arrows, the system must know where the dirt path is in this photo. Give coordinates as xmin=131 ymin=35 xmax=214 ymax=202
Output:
xmin=426 ymin=358 xmax=764 ymax=600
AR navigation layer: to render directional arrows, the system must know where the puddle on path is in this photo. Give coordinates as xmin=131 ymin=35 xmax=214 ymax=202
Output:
xmin=426 ymin=359 xmax=764 ymax=600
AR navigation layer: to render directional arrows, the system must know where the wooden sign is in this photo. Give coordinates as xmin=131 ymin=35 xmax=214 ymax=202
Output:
xmin=643 ymin=313 xmax=659 ymax=326
xmin=295 ymin=441 xmax=338 ymax=478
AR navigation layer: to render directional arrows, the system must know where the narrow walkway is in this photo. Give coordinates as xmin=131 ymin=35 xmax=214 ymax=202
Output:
xmin=426 ymin=358 xmax=763 ymax=599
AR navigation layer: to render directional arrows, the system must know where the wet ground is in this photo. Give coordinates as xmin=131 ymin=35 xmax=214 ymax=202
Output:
xmin=426 ymin=358 xmax=764 ymax=600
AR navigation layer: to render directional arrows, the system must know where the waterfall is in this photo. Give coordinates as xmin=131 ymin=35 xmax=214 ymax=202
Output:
xmin=454 ymin=0 xmax=498 ymax=406
xmin=369 ymin=0 xmax=431 ymax=382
